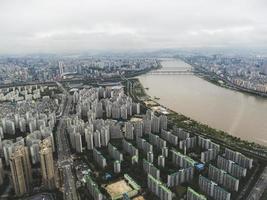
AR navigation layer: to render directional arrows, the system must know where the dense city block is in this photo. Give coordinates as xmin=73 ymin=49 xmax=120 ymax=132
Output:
xmin=0 ymin=78 xmax=266 ymax=200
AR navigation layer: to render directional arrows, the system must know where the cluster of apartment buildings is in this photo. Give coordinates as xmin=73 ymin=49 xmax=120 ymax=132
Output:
xmin=70 ymin=84 xmax=255 ymax=200
xmin=1 ymin=136 xmax=56 ymax=196
xmin=0 ymin=86 xmax=60 ymax=197
xmin=185 ymin=55 xmax=267 ymax=93
xmin=0 ymin=83 xmax=255 ymax=199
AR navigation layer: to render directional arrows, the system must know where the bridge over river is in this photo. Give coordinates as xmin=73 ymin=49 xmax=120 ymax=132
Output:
xmin=148 ymin=66 xmax=194 ymax=75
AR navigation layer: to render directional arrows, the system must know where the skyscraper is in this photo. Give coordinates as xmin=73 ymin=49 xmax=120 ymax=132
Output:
xmin=58 ymin=61 xmax=64 ymax=76
xmin=39 ymin=138 xmax=56 ymax=190
xmin=9 ymin=146 xmax=32 ymax=196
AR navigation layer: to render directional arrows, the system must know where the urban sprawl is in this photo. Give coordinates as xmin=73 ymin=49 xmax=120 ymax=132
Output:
xmin=0 ymin=54 xmax=266 ymax=200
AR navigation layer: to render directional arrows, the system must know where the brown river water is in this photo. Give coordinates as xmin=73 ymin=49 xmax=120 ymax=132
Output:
xmin=139 ymin=59 xmax=267 ymax=146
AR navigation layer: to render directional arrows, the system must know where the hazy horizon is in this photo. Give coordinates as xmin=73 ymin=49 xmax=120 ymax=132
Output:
xmin=1 ymin=0 xmax=267 ymax=54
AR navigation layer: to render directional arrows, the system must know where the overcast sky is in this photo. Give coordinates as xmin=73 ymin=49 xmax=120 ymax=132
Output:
xmin=0 ymin=0 xmax=267 ymax=54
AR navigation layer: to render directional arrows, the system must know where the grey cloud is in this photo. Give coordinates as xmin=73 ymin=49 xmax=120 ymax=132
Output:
xmin=0 ymin=0 xmax=266 ymax=54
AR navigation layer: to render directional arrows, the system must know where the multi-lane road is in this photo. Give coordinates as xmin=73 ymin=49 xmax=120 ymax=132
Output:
xmin=246 ymin=166 xmax=267 ymax=200
xmin=55 ymin=82 xmax=78 ymax=200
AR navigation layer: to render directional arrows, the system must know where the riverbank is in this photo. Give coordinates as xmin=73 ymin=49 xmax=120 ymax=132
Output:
xmin=179 ymin=58 xmax=267 ymax=98
xmin=127 ymin=78 xmax=267 ymax=161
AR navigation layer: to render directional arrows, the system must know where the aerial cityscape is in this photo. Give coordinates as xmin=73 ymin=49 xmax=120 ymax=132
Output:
xmin=0 ymin=1 xmax=267 ymax=200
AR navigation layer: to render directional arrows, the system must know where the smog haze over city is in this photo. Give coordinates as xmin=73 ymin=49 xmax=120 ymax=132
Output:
xmin=0 ymin=1 xmax=267 ymax=200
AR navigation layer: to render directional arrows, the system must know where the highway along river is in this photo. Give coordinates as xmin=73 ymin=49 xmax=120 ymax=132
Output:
xmin=139 ymin=59 xmax=267 ymax=146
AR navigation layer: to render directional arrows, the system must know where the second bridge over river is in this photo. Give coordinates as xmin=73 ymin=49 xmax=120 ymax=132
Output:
xmin=148 ymin=67 xmax=194 ymax=75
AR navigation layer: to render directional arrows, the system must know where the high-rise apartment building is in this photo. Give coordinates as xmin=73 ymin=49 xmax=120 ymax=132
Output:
xmin=187 ymin=187 xmax=207 ymax=200
xmin=9 ymin=146 xmax=32 ymax=196
xmin=39 ymin=138 xmax=56 ymax=190
xmin=0 ymin=158 xmax=4 ymax=186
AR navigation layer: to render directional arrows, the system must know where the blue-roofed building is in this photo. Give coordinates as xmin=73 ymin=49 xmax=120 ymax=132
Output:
xmin=195 ymin=163 xmax=205 ymax=171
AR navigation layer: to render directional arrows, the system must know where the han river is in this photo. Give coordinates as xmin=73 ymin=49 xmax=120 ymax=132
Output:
xmin=139 ymin=59 xmax=267 ymax=146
